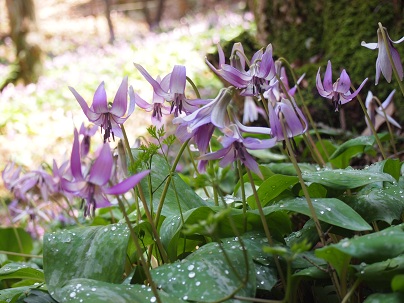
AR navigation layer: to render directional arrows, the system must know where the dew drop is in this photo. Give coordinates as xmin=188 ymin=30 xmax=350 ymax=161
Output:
xmin=188 ymin=272 xmax=196 ymax=278
xmin=111 ymin=226 xmax=117 ymax=231
xmin=69 ymin=292 xmax=76 ymax=298
xmin=195 ymin=281 xmax=201 ymax=286
xmin=150 ymin=296 xmax=156 ymax=302
xmin=183 ymin=295 xmax=188 ymax=300
xmin=187 ymin=264 xmax=195 ymax=271
xmin=91 ymin=287 xmax=96 ymax=291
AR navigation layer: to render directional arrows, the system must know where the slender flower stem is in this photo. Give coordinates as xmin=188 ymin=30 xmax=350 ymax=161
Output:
xmin=378 ymin=23 xmax=404 ymax=97
xmin=186 ymin=76 xmax=201 ymax=99
xmin=280 ymin=117 xmax=343 ymax=299
xmin=341 ymin=278 xmax=362 ymax=303
xmin=154 ymin=139 xmax=190 ymax=229
xmin=374 ymin=96 xmax=398 ymax=155
xmin=120 ymin=124 xmax=169 ymax=263
xmin=246 ymin=168 xmax=286 ymax=289
xmin=116 ymin=196 xmax=162 ymax=303
xmin=1 ymin=200 xmax=24 ymax=256
xmin=0 ymin=250 xmax=43 ymax=259
xmin=353 ymin=86 xmax=387 ymax=160
xmin=236 ymin=160 xmax=247 ymax=232
xmin=278 ymin=57 xmax=330 ymax=165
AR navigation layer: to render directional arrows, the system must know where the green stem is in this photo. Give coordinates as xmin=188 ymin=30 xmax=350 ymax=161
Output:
xmin=154 ymin=139 xmax=190 ymax=228
xmin=116 ymin=196 xmax=162 ymax=303
xmin=0 ymin=250 xmax=42 ymax=259
xmin=246 ymin=168 xmax=286 ymax=289
xmin=341 ymin=278 xmax=361 ymax=303
xmin=378 ymin=23 xmax=404 ymax=97
xmin=236 ymin=160 xmax=247 ymax=232
xmin=278 ymin=57 xmax=329 ymax=165
xmin=354 ymin=87 xmax=387 ymax=160
xmin=1 ymin=200 xmax=24 ymax=256
xmin=186 ymin=76 xmax=201 ymax=99
xmin=374 ymin=96 xmax=398 ymax=155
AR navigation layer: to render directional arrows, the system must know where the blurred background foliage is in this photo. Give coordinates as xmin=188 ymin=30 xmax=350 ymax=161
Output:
xmin=0 ymin=0 xmax=403 ymax=167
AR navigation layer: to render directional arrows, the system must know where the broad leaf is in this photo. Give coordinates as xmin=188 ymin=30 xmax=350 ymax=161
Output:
xmin=43 ymin=223 xmax=130 ymax=299
xmin=329 ymin=135 xmax=376 ymax=160
xmin=0 ymin=262 xmax=44 ymax=282
xmin=343 ymin=183 xmax=404 ymax=224
xmin=247 ymin=174 xmax=299 ymax=208
xmin=265 ymin=163 xmax=318 ymax=176
xmin=364 ymin=292 xmax=404 ymax=303
xmin=259 ymin=197 xmax=371 ymax=231
xmin=302 ymin=167 xmax=395 ymax=189
xmin=135 ymin=152 xmax=207 ymax=217
xmin=152 ymin=241 xmax=256 ymax=302
xmin=316 ymin=225 xmax=404 ymax=276
xmin=54 ymin=278 xmax=181 ymax=303
xmin=0 ymin=227 xmax=33 ymax=262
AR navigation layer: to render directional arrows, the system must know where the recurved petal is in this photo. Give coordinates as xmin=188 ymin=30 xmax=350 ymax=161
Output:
xmin=340 ymin=78 xmax=368 ymax=104
xmin=316 ymin=68 xmax=330 ymax=98
xmin=242 ymin=151 xmax=263 ymax=179
xmin=70 ymin=128 xmax=84 ymax=180
xmin=111 ymin=76 xmax=128 ymax=117
xmin=134 ymin=63 xmax=168 ymax=97
xmin=380 ymin=90 xmax=395 ymax=110
xmin=103 ymin=170 xmax=150 ymax=195
xmin=335 ymin=70 xmax=351 ymax=93
xmin=391 ymin=47 xmax=404 ymax=81
xmin=361 ymin=41 xmax=378 ymax=50
xmin=88 ymin=143 xmax=113 ymax=186
xmin=323 ymin=61 xmax=333 ymax=92
xmin=92 ymin=82 xmax=109 ymax=113
xmin=170 ymin=65 xmax=186 ymax=94
xmin=69 ymin=86 xmax=99 ymax=121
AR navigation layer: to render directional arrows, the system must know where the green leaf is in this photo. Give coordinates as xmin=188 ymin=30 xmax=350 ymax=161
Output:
xmin=265 ymin=163 xmax=319 ymax=176
xmin=43 ymin=223 xmax=130 ymax=299
xmin=152 ymin=241 xmax=256 ymax=302
xmin=0 ymin=286 xmax=34 ymax=302
xmin=23 ymin=289 xmax=58 ymax=303
xmin=54 ymin=278 xmax=181 ymax=303
xmin=0 ymin=262 xmax=44 ymax=282
xmin=259 ymin=197 xmax=371 ymax=231
xmin=392 ymin=275 xmax=404 ymax=292
xmin=0 ymin=228 xmax=33 ymax=262
xmin=247 ymin=174 xmax=299 ymax=208
xmin=351 ymin=255 xmax=404 ymax=288
xmin=364 ymin=292 xmax=404 ymax=303
xmin=136 ymin=152 xmax=207 ymax=217
xmin=329 ymin=135 xmax=376 ymax=160
xmin=316 ymin=225 xmax=404 ymax=276
xmin=302 ymin=167 xmax=396 ymax=190
xmin=343 ymin=183 xmax=404 ymax=224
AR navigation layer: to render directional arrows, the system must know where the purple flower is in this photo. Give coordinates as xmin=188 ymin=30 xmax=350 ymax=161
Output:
xmin=129 ymin=80 xmax=171 ymax=127
xmin=69 ymin=77 xmax=135 ymax=143
xmin=264 ymin=62 xmax=305 ymax=104
xmin=2 ymin=162 xmax=21 ymax=192
xmin=361 ymin=28 xmax=404 ymax=84
xmin=134 ymin=64 xmax=196 ymax=117
xmin=242 ymin=96 xmax=266 ymax=124
xmin=173 ymin=87 xmax=234 ymax=154
xmin=316 ymin=61 xmax=368 ymax=111
xmin=199 ymin=121 xmax=276 ymax=178
xmin=206 ymin=43 xmax=276 ymax=96
xmin=268 ymin=97 xmax=308 ymax=141
xmin=79 ymin=123 xmax=98 ymax=156
xmin=63 ymin=129 xmax=150 ymax=216
xmin=365 ymin=90 xmax=401 ymax=129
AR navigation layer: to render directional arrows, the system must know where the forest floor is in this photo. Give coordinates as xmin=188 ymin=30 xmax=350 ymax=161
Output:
xmin=0 ymin=0 xmax=252 ymax=195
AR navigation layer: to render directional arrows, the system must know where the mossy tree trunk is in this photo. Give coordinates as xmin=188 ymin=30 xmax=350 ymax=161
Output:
xmin=2 ymin=0 xmax=43 ymax=90
xmin=248 ymin=0 xmax=404 ymax=128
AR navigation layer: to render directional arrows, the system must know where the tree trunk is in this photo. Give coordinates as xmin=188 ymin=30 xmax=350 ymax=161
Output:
xmin=2 ymin=0 xmax=42 ymax=90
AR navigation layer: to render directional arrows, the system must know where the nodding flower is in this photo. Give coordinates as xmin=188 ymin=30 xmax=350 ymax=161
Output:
xmin=206 ymin=42 xmax=276 ymax=97
xmin=316 ymin=60 xmax=367 ymax=111
xmin=362 ymin=27 xmax=404 ymax=85
xmin=69 ymin=77 xmax=135 ymax=143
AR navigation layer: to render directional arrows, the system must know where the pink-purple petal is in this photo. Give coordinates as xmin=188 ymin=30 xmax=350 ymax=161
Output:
xmin=111 ymin=76 xmax=128 ymax=116
xmin=92 ymin=82 xmax=109 ymax=114
xmin=104 ymin=170 xmax=150 ymax=195
xmin=170 ymin=65 xmax=186 ymax=94
xmin=88 ymin=143 xmax=113 ymax=186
